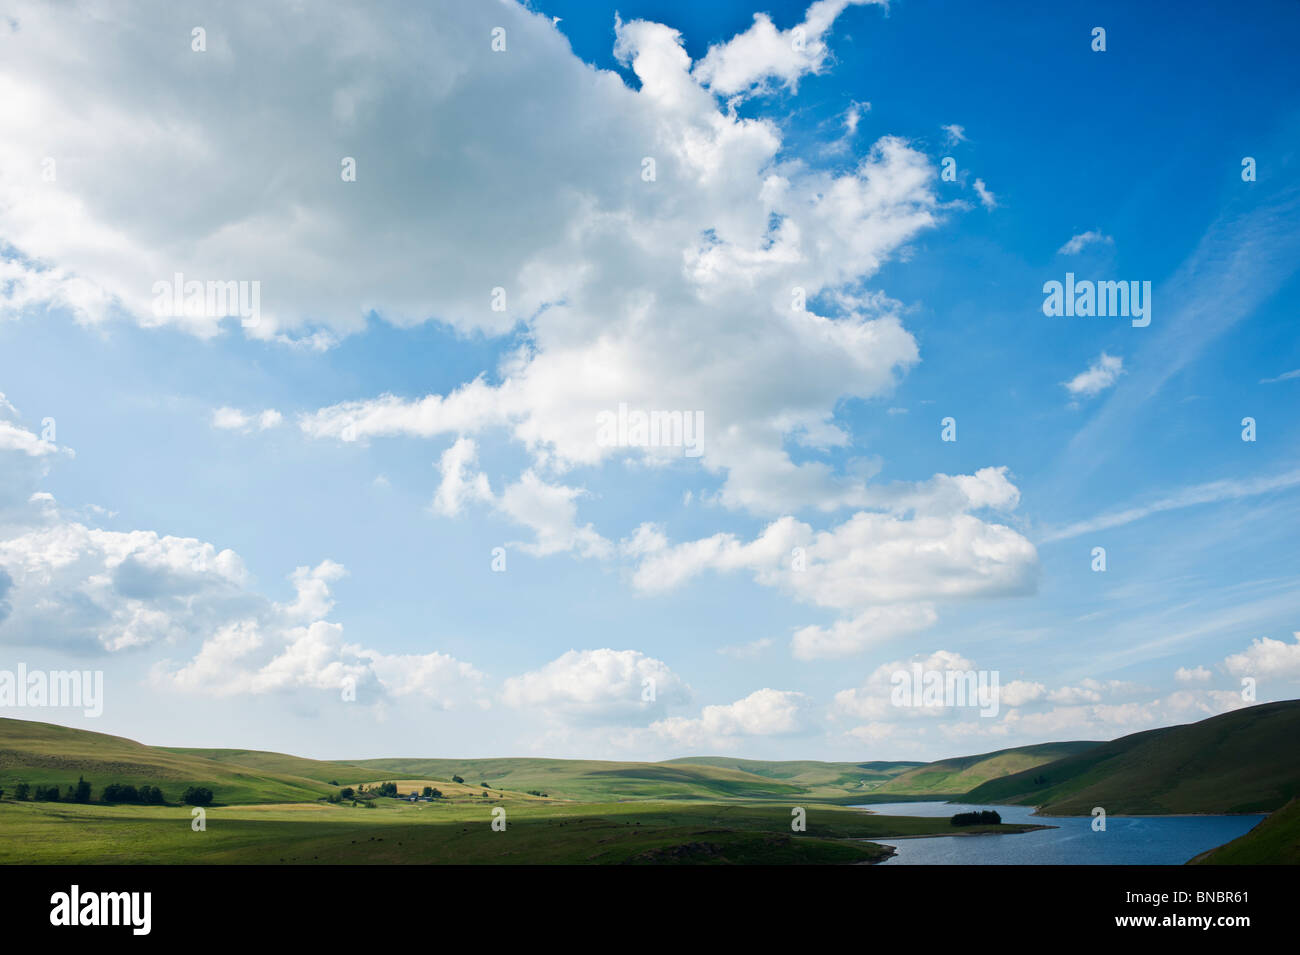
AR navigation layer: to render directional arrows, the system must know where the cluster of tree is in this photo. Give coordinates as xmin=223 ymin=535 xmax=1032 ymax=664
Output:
xmin=525 ymin=790 xmax=549 ymax=798
xmin=372 ymin=782 xmax=399 ymax=798
xmin=181 ymin=786 xmax=214 ymax=806
xmin=951 ymin=810 xmax=1002 ymax=827
xmin=451 ymin=775 xmax=465 ymax=784
xmin=8 ymin=778 xmax=94 ymax=803
xmin=422 ymin=786 xmax=443 ymax=799
xmin=101 ymin=783 xmax=165 ymax=804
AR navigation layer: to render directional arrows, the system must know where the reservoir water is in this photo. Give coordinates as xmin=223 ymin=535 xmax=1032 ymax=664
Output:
xmin=853 ymin=801 xmax=1264 ymax=865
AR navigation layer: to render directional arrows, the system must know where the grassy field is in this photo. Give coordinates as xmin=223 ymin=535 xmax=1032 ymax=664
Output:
xmin=0 ymin=717 xmax=1057 ymax=864
xmin=1189 ymin=798 xmax=1300 ymax=865
xmin=964 ymin=700 xmax=1300 ymax=815
xmin=0 ymin=719 xmax=339 ymax=805
xmin=4 ymin=706 xmax=1294 ymax=864
xmin=0 ymin=793 xmax=1046 ymax=865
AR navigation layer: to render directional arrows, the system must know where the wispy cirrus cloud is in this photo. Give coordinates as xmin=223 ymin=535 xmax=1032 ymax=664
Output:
xmin=1041 ymin=467 xmax=1300 ymax=542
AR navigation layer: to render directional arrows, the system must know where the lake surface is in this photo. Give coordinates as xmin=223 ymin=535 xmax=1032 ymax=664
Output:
xmin=853 ymin=801 xmax=1264 ymax=865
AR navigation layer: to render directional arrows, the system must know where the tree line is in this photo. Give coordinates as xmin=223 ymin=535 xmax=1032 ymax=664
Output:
xmin=0 ymin=778 xmax=214 ymax=805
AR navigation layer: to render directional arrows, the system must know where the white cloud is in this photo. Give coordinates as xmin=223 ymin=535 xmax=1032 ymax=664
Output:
xmin=998 ymin=680 xmax=1047 ymax=707
xmin=212 ymin=407 xmax=283 ymax=431
xmin=1175 ymin=665 xmax=1212 ymax=684
xmin=502 ymin=648 xmax=690 ymax=724
xmin=630 ymin=468 xmax=1036 ymax=658
xmin=497 ymin=470 xmax=612 ymax=559
xmin=1058 ymin=230 xmax=1114 ymax=255
xmin=1042 ymin=467 xmax=1300 ymax=542
xmin=651 ymin=687 xmax=810 ymax=748
xmin=691 ymin=0 xmax=883 ymax=96
xmin=1063 ymin=351 xmax=1124 ymax=398
xmin=432 ymin=437 xmax=493 ymax=517
xmin=791 ymin=603 xmax=937 ymax=661
xmin=972 ymin=178 xmax=997 ymax=209
xmin=0 ymin=393 xmax=70 ymax=510
xmin=0 ymin=460 xmax=482 ymax=705
xmin=1045 ymin=678 xmax=1143 ymax=705
xmin=1260 ymin=368 xmax=1300 ymax=384
xmin=1223 ymin=632 xmax=1300 ymax=681
xmin=941 ymin=124 xmax=966 ymax=145
xmin=832 ymin=649 xmax=976 ymax=721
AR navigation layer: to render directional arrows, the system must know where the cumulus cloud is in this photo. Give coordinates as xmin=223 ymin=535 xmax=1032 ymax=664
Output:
xmin=150 ymin=558 xmax=486 ymax=706
xmin=832 ymin=649 xmax=977 ymax=722
xmin=1063 ymin=352 xmax=1124 ymax=398
xmin=0 ymin=435 xmax=482 ymax=705
xmin=629 ymin=467 xmax=1036 ymax=659
xmin=691 ymin=0 xmax=883 ymax=96
xmin=830 ymin=646 xmax=1263 ymax=751
xmin=268 ymin=9 xmax=947 ymax=523
xmin=791 ymin=603 xmax=937 ymax=661
xmin=651 ymin=687 xmax=811 ymax=748
xmin=972 ymin=178 xmax=997 ymax=209
xmin=1223 ymin=632 xmax=1300 ymax=681
xmin=502 ymin=648 xmax=690 ymax=724
xmin=432 ymin=437 xmax=493 ymax=517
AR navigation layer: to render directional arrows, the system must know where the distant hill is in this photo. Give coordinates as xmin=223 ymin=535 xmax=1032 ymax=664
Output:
xmin=0 ymin=718 xmax=339 ymax=805
xmin=964 ymin=700 xmax=1300 ymax=814
xmin=874 ymin=742 xmax=1099 ymax=796
xmin=1189 ymin=798 xmax=1300 ymax=864
xmin=664 ymin=756 xmax=923 ymax=800
xmin=161 ymin=746 xmax=368 ymax=785
xmin=7 ymin=701 xmax=1297 ymax=813
xmin=340 ymin=756 xmax=808 ymax=802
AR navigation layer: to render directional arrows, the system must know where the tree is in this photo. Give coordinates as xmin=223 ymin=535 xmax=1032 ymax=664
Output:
xmin=422 ymin=786 xmax=434 ymax=797
xmin=951 ymin=810 xmax=1001 ymax=827
xmin=73 ymin=776 xmax=92 ymax=803
xmin=14 ymin=783 xmax=30 ymax=801
xmin=451 ymin=775 xmax=465 ymax=784
xmin=428 ymin=788 xmax=442 ymax=799
xmin=182 ymin=786 xmax=214 ymax=806
xmin=103 ymin=783 xmax=140 ymax=803
xmin=340 ymin=787 xmax=355 ymax=800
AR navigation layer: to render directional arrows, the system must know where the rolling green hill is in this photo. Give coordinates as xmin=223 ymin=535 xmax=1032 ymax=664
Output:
xmin=875 ymin=741 xmax=1100 ymax=796
xmin=338 ymin=757 xmax=808 ymax=801
xmin=1189 ymin=798 xmax=1300 ymax=865
xmin=964 ymin=700 xmax=1300 ymax=814
xmin=161 ymin=746 xmax=371 ymax=785
xmin=0 ymin=718 xmax=338 ymax=805
xmin=664 ymin=756 xmax=923 ymax=799
xmin=7 ymin=702 xmax=1297 ymax=817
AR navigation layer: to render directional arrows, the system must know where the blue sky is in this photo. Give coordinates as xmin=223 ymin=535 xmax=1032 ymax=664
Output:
xmin=1 ymin=0 xmax=1298 ymax=761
